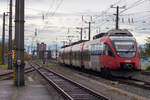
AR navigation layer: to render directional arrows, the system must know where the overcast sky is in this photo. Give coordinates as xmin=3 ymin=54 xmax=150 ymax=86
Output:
xmin=0 ymin=0 xmax=150 ymax=47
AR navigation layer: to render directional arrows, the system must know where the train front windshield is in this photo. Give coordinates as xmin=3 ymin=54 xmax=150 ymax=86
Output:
xmin=110 ymin=36 xmax=136 ymax=58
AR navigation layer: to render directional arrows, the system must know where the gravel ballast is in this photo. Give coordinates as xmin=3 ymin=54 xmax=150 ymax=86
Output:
xmin=41 ymin=61 xmax=150 ymax=100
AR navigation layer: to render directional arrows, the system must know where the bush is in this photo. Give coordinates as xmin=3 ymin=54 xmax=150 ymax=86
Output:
xmin=146 ymin=66 xmax=150 ymax=70
xmin=24 ymin=52 xmax=30 ymax=61
xmin=0 ymin=64 xmax=8 ymax=68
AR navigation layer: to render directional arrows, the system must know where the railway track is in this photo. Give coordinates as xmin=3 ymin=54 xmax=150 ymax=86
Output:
xmin=141 ymin=70 xmax=150 ymax=76
xmin=0 ymin=67 xmax=35 ymax=81
xmin=52 ymin=61 xmax=150 ymax=91
xmin=47 ymin=60 xmax=150 ymax=91
xmin=115 ymin=78 xmax=150 ymax=90
xmin=31 ymin=63 xmax=109 ymax=100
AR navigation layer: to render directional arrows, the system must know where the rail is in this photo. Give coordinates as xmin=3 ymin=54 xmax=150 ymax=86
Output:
xmin=31 ymin=63 xmax=110 ymax=100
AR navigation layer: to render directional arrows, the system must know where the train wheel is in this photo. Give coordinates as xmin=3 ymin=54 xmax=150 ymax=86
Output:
xmin=101 ymin=68 xmax=112 ymax=79
xmin=81 ymin=66 xmax=85 ymax=72
xmin=101 ymin=68 xmax=106 ymax=78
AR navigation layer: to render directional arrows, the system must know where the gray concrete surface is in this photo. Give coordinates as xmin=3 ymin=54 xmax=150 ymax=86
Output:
xmin=0 ymin=80 xmax=53 ymax=100
xmin=45 ymin=62 xmax=150 ymax=100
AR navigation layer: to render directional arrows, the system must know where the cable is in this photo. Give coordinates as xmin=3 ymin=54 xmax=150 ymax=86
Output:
xmin=120 ymin=0 xmax=146 ymax=14
xmin=39 ymin=0 xmax=63 ymax=33
xmin=93 ymin=0 xmax=148 ymax=32
xmin=121 ymin=10 xmax=150 ymax=16
xmin=94 ymin=0 xmax=147 ymax=24
xmin=93 ymin=0 xmax=124 ymax=21
xmin=51 ymin=0 xmax=63 ymax=17
xmin=134 ymin=14 xmax=150 ymax=22
xmin=45 ymin=0 xmax=56 ymax=17
xmin=112 ymin=0 xmax=124 ymax=6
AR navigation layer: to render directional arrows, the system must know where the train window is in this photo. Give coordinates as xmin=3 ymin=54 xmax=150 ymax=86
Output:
xmin=70 ymin=51 xmax=72 ymax=59
xmin=104 ymin=43 xmax=114 ymax=57
xmin=78 ymin=51 xmax=81 ymax=60
xmin=91 ymin=43 xmax=103 ymax=55
xmin=67 ymin=52 xmax=69 ymax=59
xmin=74 ymin=52 xmax=76 ymax=60
xmin=83 ymin=50 xmax=90 ymax=61
xmin=76 ymin=51 xmax=78 ymax=59
xmin=75 ymin=52 xmax=77 ymax=60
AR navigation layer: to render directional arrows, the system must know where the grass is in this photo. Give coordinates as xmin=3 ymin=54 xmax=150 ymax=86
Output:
xmin=146 ymin=65 xmax=150 ymax=70
xmin=0 ymin=64 xmax=8 ymax=68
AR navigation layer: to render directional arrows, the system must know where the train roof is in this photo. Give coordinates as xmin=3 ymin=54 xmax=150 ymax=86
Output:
xmin=61 ymin=40 xmax=89 ymax=48
xmin=93 ymin=29 xmax=133 ymax=40
xmin=93 ymin=32 xmax=108 ymax=40
xmin=62 ymin=29 xmax=133 ymax=48
xmin=107 ymin=29 xmax=133 ymax=36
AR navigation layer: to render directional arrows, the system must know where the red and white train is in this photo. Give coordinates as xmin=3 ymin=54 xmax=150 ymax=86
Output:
xmin=59 ymin=29 xmax=140 ymax=77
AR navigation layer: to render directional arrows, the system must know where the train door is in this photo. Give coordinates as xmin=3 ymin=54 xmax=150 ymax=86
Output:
xmin=80 ymin=43 xmax=84 ymax=68
xmin=62 ymin=48 xmax=65 ymax=63
xmin=59 ymin=50 xmax=63 ymax=63
xmin=83 ymin=42 xmax=91 ymax=70
xmin=90 ymin=42 xmax=101 ymax=71
xmin=75 ymin=44 xmax=81 ymax=67
xmin=103 ymin=43 xmax=115 ymax=68
xmin=72 ymin=46 xmax=76 ymax=66
xmin=70 ymin=46 xmax=72 ymax=65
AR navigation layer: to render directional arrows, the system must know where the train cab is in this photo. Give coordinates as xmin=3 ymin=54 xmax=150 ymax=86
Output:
xmin=102 ymin=29 xmax=139 ymax=77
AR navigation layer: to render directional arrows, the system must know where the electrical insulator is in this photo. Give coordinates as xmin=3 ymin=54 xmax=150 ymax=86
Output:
xmin=122 ymin=18 xmax=124 ymax=23
xmin=132 ymin=18 xmax=134 ymax=23
xmin=128 ymin=18 xmax=130 ymax=24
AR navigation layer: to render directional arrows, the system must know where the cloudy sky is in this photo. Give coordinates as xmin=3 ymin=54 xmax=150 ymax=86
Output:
xmin=0 ymin=0 xmax=150 ymax=47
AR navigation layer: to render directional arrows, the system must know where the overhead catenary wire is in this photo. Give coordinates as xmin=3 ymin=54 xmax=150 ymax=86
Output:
xmin=93 ymin=0 xmax=149 ymax=33
xmin=93 ymin=0 xmax=125 ymax=22
xmin=45 ymin=0 xmax=56 ymax=18
xmin=25 ymin=0 xmax=63 ymax=44
xmin=121 ymin=10 xmax=150 ymax=16
xmin=51 ymin=0 xmax=63 ymax=17
xmin=39 ymin=0 xmax=64 ymax=33
xmin=81 ymin=0 xmax=125 ymax=38
xmin=120 ymin=0 xmax=147 ymax=14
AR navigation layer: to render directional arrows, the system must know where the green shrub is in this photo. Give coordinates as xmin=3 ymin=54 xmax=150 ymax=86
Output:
xmin=0 ymin=64 xmax=8 ymax=68
xmin=146 ymin=66 xmax=150 ymax=70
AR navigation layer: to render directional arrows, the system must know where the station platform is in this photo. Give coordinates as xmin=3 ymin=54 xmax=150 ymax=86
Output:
xmin=0 ymin=79 xmax=53 ymax=100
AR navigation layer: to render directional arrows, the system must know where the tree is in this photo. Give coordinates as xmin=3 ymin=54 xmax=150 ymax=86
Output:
xmin=0 ymin=42 xmax=8 ymax=64
xmin=24 ymin=52 xmax=30 ymax=61
xmin=144 ymin=37 xmax=150 ymax=57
